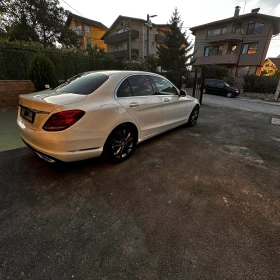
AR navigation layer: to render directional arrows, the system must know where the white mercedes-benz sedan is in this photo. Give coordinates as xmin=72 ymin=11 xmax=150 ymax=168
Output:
xmin=17 ymin=71 xmax=200 ymax=163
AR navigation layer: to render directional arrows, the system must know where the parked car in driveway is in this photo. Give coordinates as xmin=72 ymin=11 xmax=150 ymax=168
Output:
xmin=204 ymin=79 xmax=240 ymax=98
xmin=17 ymin=71 xmax=200 ymax=163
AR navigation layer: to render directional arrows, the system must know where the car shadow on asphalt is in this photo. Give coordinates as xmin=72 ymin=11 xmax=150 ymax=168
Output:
xmin=1 ymin=123 xmax=195 ymax=175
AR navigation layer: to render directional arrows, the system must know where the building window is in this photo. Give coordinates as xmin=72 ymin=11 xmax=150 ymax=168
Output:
xmin=232 ymin=23 xmax=243 ymax=34
xmin=237 ymin=66 xmax=250 ymax=76
xmin=207 ymin=27 xmax=227 ymax=38
xmin=116 ymin=44 xmax=123 ymax=51
xmin=204 ymin=45 xmax=223 ymax=56
xmin=74 ymin=25 xmax=84 ymax=36
xmin=85 ymin=25 xmax=90 ymax=33
xmin=227 ymin=44 xmax=237 ymax=54
xmin=242 ymin=42 xmax=258 ymax=54
xmin=247 ymin=21 xmax=264 ymax=35
xmin=86 ymin=38 xmax=91 ymax=45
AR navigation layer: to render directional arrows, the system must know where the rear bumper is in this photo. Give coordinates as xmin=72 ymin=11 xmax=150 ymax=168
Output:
xmin=21 ymin=135 xmax=103 ymax=162
xmin=17 ymin=118 xmax=104 ymax=162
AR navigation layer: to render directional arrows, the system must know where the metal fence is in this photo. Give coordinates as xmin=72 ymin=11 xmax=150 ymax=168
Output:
xmin=182 ymin=67 xmax=206 ymax=104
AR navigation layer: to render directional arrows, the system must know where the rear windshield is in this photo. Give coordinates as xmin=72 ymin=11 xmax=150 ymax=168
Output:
xmin=55 ymin=73 xmax=109 ymax=95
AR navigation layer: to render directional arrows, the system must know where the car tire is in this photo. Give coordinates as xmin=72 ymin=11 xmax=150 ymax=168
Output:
xmin=187 ymin=105 xmax=199 ymax=127
xmin=104 ymin=125 xmax=136 ymax=163
xmin=226 ymin=91 xmax=233 ymax=98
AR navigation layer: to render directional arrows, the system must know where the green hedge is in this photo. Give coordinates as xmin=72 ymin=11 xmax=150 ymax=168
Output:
xmin=0 ymin=42 xmax=123 ymax=80
xmin=244 ymin=74 xmax=278 ymax=94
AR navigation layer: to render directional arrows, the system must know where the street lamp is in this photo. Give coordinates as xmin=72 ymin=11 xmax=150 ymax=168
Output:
xmin=146 ymin=14 xmax=157 ymax=57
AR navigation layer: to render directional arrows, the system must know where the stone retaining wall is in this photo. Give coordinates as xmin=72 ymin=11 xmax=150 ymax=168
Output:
xmin=0 ymin=80 xmax=35 ymax=109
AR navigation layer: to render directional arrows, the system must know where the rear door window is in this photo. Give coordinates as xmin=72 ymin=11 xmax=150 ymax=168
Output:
xmin=56 ymin=73 xmax=109 ymax=95
xmin=117 ymin=79 xmax=133 ymax=98
xmin=216 ymin=81 xmax=225 ymax=87
xmin=127 ymin=75 xmax=154 ymax=96
xmin=207 ymin=80 xmax=216 ymax=86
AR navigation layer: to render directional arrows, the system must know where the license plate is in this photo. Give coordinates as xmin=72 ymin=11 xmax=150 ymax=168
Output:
xmin=20 ymin=107 xmax=35 ymax=123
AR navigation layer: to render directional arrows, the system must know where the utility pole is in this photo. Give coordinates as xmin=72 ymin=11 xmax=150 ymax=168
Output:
xmin=146 ymin=14 xmax=157 ymax=57
xmin=146 ymin=14 xmax=150 ymax=57
xmin=128 ymin=18 xmax=131 ymax=59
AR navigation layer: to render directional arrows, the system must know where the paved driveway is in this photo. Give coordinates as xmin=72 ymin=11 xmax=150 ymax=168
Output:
xmin=203 ymin=94 xmax=280 ymax=116
xmin=0 ymin=104 xmax=280 ymax=279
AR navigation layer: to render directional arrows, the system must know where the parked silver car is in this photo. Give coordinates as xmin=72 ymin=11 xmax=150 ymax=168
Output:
xmin=18 ymin=71 xmax=200 ymax=163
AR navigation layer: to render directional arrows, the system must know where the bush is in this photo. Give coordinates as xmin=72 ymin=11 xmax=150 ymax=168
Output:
xmin=244 ymin=74 xmax=278 ymax=93
xmin=28 ymin=53 xmax=58 ymax=91
xmin=122 ymin=58 xmax=148 ymax=71
xmin=122 ymin=55 xmax=159 ymax=72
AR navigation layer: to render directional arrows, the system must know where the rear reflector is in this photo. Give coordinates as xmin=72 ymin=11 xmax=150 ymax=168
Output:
xmin=43 ymin=110 xmax=85 ymax=131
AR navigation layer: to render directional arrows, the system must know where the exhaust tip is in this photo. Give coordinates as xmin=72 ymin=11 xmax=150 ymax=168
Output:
xmin=36 ymin=152 xmax=56 ymax=163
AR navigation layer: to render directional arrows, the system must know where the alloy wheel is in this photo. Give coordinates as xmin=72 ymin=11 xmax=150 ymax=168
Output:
xmin=111 ymin=128 xmax=134 ymax=159
xmin=190 ymin=108 xmax=199 ymax=126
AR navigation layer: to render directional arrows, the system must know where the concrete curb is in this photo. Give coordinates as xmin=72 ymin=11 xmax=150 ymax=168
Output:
xmin=237 ymin=97 xmax=280 ymax=106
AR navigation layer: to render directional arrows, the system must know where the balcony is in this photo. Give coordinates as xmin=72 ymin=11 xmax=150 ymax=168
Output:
xmin=155 ymin=34 xmax=165 ymax=43
xmin=207 ymin=32 xmax=243 ymax=44
xmin=104 ymin=30 xmax=139 ymax=45
xmin=193 ymin=54 xmax=239 ymax=66
xmin=110 ymin=48 xmax=139 ymax=59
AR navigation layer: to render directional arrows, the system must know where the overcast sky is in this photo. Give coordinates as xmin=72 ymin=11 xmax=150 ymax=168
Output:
xmin=60 ymin=0 xmax=280 ymax=57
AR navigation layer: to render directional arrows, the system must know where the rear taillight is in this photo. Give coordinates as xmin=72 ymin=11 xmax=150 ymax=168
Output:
xmin=43 ymin=110 xmax=85 ymax=131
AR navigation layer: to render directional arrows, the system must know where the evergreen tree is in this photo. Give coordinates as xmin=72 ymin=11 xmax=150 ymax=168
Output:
xmin=157 ymin=8 xmax=194 ymax=72
xmin=0 ymin=0 xmax=79 ymax=48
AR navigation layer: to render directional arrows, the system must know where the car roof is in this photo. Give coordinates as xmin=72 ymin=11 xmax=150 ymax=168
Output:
xmin=82 ymin=70 xmax=156 ymax=76
xmin=205 ymin=78 xmax=224 ymax=81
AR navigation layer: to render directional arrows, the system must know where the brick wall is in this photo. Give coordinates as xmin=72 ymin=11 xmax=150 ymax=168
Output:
xmin=0 ymin=80 xmax=35 ymax=109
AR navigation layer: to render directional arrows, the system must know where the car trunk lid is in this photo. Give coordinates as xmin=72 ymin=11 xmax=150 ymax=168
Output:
xmin=19 ymin=89 xmax=87 ymax=129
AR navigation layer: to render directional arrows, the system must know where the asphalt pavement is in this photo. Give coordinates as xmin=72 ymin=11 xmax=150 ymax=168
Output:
xmin=0 ymin=99 xmax=280 ymax=279
xmin=203 ymin=94 xmax=280 ymax=116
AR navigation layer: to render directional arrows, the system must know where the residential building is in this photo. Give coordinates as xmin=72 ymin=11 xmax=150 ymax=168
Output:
xmin=189 ymin=7 xmax=280 ymax=76
xmin=262 ymin=57 xmax=280 ymax=75
xmin=66 ymin=13 xmax=108 ymax=50
xmin=101 ymin=15 xmax=167 ymax=59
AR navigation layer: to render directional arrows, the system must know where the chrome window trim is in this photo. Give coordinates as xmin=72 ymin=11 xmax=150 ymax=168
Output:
xmin=114 ymin=73 xmax=179 ymax=100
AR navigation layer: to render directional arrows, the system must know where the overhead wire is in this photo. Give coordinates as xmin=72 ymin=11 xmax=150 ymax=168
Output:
xmin=60 ymin=0 xmax=84 ymax=17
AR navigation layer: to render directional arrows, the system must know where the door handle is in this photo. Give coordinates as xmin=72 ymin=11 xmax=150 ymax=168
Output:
xmin=129 ymin=102 xmax=139 ymax=108
xmin=163 ymin=98 xmax=171 ymax=103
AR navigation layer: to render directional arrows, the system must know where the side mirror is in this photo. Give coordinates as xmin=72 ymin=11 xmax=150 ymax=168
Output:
xmin=179 ymin=89 xmax=187 ymax=97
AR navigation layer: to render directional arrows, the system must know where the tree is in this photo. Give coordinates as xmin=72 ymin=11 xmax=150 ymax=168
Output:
xmin=157 ymin=8 xmax=194 ymax=72
xmin=28 ymin=53 xmax=58 ymax=90
xmin=86 ymin=44 xmax=115 ymax=60
xmin=0 ymin=0 xmax=79 ymax=48
xmin=86 ymin=44 xmax=106 ymax=59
